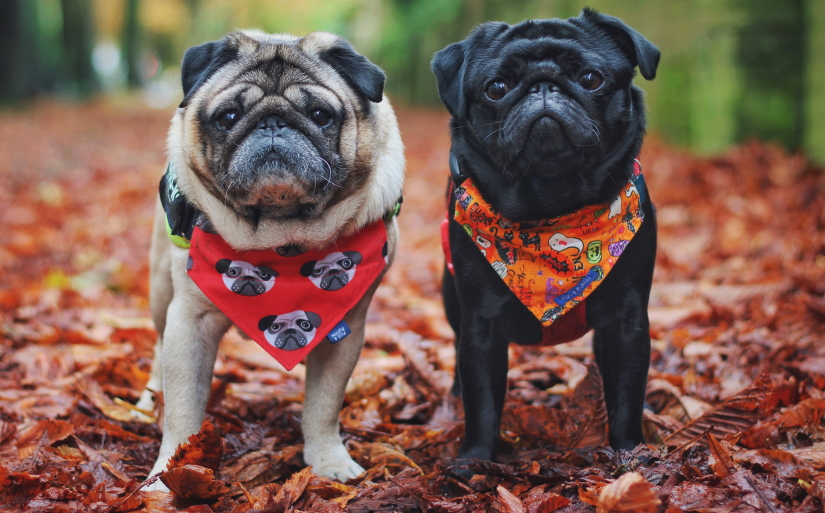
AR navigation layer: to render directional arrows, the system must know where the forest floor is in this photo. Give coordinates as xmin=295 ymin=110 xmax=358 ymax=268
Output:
xmin=0 ymin=99 xmax=824 ymax=512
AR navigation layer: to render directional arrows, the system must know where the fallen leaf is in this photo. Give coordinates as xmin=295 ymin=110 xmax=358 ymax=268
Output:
xmin=160 ymin=464 xmax=229 ymax=500
xmin=596 ymin=472 xmax=661 ymax=513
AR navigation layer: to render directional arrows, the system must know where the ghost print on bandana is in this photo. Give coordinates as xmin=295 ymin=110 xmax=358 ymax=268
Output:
xmin=453 ymin=161 xmax=645 ymax=327
xmin=186 ymin=217 xmax=388 ymax=371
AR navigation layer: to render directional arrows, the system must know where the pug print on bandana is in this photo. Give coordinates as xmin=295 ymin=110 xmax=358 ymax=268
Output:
xmin=453 ymin=161 xmax=645 ymax=328
xmin=186 ymin=218 xmax=388 ymax=371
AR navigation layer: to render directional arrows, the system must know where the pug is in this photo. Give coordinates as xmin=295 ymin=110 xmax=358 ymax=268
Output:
xmin=300 ymin=251 xmax=362 ymax=291
xmin=137 ymin=31 xmax=405 ymax=489
xmin=432 ymin=9 xmax=659 ymax=466
xmin=215 ymin=259 xmax=278 ymax=296
xmin=259 ymin=310 xmax=322 ymax=350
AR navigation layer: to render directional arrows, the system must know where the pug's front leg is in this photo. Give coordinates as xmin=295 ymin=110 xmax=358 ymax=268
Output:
xmin=456 ymin=314 xmax=510 ymax=463
xmin=145 ymin=293 xmax=231 ymax=491
xmin=301 ymin=287 xmax=377 ymax=482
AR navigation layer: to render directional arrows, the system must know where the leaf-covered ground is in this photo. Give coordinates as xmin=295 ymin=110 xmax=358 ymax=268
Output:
xmin=0 ymin=100 xmax=824 ymax=512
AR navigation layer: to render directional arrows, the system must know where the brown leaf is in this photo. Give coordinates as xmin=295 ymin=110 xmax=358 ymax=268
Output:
xmin=160 ymin=464 xmax=229 ymax=500
xmin=167 ymin=420 xmax=222 ymax=473
xmin=734 ymin=449 xmax=812 ymax=477
xmin=596 ymin=472 xmax=661 ymax=513
xmin=16 ymin=419 xmax=74 ymax=459
xmin=496 ymin=486 xmax=526 ymax=513
xmin=524 ymin=493 xmax=571 ymax=513
xmin=706 ymin=432 xmax=734 ymax=478
xmin=789 ymin=446 xmax=825 ymax=470
xmin=664 ymin=372 xmax=771 ymax=446
xmin=566 ymin=364 xmax=608 ymax=448
xmin=269 ymin=466 xmax=315 ymax=511
xmin=779 ymin=398 xmax=825 ymax=429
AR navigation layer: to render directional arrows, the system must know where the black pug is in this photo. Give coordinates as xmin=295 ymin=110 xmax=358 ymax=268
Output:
xmin=432 ymin=8 xmax=660 ymax=465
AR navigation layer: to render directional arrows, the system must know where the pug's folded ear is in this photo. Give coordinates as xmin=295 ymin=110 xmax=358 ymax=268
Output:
xmin=343 ymin=251 xmax=362 ymax=265
xmin=318 ymin=38 xmax=385 ymax=104
xmin=305 ymin=311 xmax=322 ymax=328
xmin=579 ymin=8 xmax=660 ymax=80
xmin=215 ymin=258 xmax=232 ymax=274
xmin=179 ymin=37 xmax=239 ymax=108
xmin=258 ymin=315 xmax=278 ymax=331
xmin=431 ymin=22 xmax=509 ymax=119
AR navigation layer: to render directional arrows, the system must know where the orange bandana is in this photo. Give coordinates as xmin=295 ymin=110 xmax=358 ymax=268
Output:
xmin=452 ymin=162 xmax=645 ymax=328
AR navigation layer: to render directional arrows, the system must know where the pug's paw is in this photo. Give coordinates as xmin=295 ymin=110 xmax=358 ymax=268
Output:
xmin=304 ymin=443 xmax=365 ymax=482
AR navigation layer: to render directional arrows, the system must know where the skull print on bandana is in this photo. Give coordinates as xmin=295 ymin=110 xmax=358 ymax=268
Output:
xmin=186 ymin=218 xmax=388 ymax=371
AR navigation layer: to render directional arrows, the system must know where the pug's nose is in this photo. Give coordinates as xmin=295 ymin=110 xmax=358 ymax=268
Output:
xmin=257 ymin=115 xmax=289 ymax=130
xmin=529 ymin=82 xmax=561 ymax=94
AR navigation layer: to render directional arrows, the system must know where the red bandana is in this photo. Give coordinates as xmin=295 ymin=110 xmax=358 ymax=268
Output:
xmin=186 ymin=220 xmax=388 ymax=370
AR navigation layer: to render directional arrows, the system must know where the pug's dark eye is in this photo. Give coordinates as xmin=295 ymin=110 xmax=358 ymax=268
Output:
xmin=339 ymin=258 xmax=353 ymax=270
xmin=256 ymin=271 xmax=270 ymax=280
xmin=227 ymin=268 xmax=240 ymax=277
xmin=216 ymin=110 xmax=240 ymax=130
xmin=268 ymin=323 xmax=283 ymax=333
xmin=297 ymin=319 xmax=313 ymax=332
xmin=579 ymin=71 xmax=604 ymax=91
xmin=310 ymin=109 xmax=331 ymax=127
xmin=486 ymin=81 xmax=510 ymax=101
xmin=312 ymin=266 xmax=326 ymax=277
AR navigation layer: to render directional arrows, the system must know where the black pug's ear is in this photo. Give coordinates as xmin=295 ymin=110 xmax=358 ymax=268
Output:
xmin=580 ymin=8 xmax=660 ymax=80
xmin=257 ymin=266 xmax=278 ymax=278
xmin=431 ymin=22 xmax=509 ymax=119
xmin=431 ymin=41 xmax=466 ymax=119
xmin=258 ymin=315 xmax=277 ymax=331
xmin=318 ymin=39 xmax=385 ymax=103
xmin=343 ymin=251 xmax=362 ymax=265
xmin=215 ymin=259 xmax=232 ymax=274
xmin=179 ymin=37 xmax=239 ymax=107
xmin=300 ymin=261 xmax=318 ymax=277
xmin=304 ymin=311 xmax=322 ymax=328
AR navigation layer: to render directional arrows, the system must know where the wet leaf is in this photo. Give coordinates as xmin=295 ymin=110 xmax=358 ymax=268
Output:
xmin=160 ymin=464 xmax=229 ymax=500
xmin=168 ymin=420 xmax=223 ymax=473
xmin=596 ymin=472 xmax=661 ymax=513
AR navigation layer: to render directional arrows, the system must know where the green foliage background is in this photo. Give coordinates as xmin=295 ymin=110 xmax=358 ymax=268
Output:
xmin=2 ymin=0 xmax=823 ymax=162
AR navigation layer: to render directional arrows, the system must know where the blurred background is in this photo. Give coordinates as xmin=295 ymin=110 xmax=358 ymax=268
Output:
xmin=0 ymin=0 xmax=823 ymax=161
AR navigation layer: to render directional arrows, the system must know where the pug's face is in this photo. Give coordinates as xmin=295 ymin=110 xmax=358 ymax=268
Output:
xmin=432 ymin=10 xmax=659 ymax=195
xmin=215 ymin=259 xmax=277 ymax=296
xmin=258 ymin=310 xmax=322 ymax=351
xmin=300 ymin=251 xmax=362 ymax=291
xmin=176 ymin=31 xmax=386 ymax=221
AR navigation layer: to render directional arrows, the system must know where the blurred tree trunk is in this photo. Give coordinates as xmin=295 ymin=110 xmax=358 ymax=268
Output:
xmin=805 ymin=0 xmax=825 ymax=164
xmin=61 ymin=0 xmax=98 ymax=98
xmin=735 ymin=0 xmax=805 ymax=150
xmin=0 ymin=0 xmax=41 ymax=103
xmin=122 ymin=0 xmax=141 ymax=88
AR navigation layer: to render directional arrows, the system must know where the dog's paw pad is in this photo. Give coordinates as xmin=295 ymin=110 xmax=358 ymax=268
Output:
xmin=304 ymin=444 xmax=365 ymax=482
xmin=314 ymin=458 xmax=365 ymax=482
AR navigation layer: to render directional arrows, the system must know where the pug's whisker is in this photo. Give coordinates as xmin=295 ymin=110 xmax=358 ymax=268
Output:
xmin=320 ymin=158 xmax=342 ymax=189
xmin=482 ymin=128 xmax=505 ymax=143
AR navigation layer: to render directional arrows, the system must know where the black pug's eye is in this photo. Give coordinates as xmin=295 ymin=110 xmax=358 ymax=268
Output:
xmin=309 ymin=109 xmax=332 ymax=127
xmin=216 ymin=109 xmax=240 ymax=130
xmin=268 ymin=323 xmax=283 ymax=333
xmin=297 ymin=319 xmax=313 ymax=332
xmin=579 ymin=71 xmax=604 ymax=91
xmin=227 ymin=267 xmax=240 ymax=277
xmin=486 ymin=81 xmax=510 ymax=101
xmin=255 ymin=270 xmax=270 ymax=280
xmin=312 ymin=266 xmax=326 ymax=277
xmin=338 ymin=258 xmax=353 ymax=270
